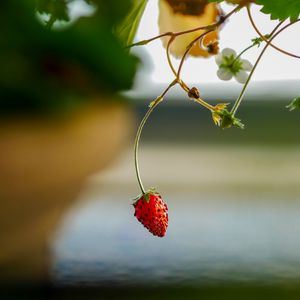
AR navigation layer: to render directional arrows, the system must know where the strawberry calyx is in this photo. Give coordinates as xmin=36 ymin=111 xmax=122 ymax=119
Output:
xmin=132 ymin=188 xmax=160 ymax=205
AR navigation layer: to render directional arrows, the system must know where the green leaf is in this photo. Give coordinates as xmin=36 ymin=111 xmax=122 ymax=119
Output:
xmin=286 ymin=97 xmax=300 ymax=111
xmin=256 ymin=0 xmax=300 ymax=21
xmin=93 ymin=0 xmax=133 ymax=25
xmin=115 ymin=0 xmax=148 ymax=47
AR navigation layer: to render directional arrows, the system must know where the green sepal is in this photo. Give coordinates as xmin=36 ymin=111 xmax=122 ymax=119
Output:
xmin=221 ymin=114 xmax=244 ymax=129
xmin=286 ymin=97 xmax=300 ymax=111
xmin=143 ymin=193 xmax=150 ymax=202
xmin=132 ymin=192 xmax=149 ymax=204
xmin=220 ymin=110 xmax=244 ymax=129
xmin=132 ymin=188 xmax=159 ymax=205
xmin=251 ymin=34 xmax=270 ymax=47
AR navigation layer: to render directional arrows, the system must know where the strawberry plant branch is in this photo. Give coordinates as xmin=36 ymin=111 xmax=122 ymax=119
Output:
xmin=134 ymin=79 xmax=178 ymax=194
xmin=230 ymin=21 xmax=283 ymax=116
xmin=230 ymin=43 xmax=257 ymax=65
xmin=165 ymin=32 xmax=201 ymax=105
xmin=177 ymin=30 xmax=213 ymax=80
xmin=175 ymin=30 xmax=217 ymax=112
xmin=130 ymin=5 xmax=242 ymax=115
xmin=126 ymin=5 xmax=241 ymax=49
xmin=165 ymin=30 xmax=215 ymax=113
xmin=166 ymin=35 xmax=178 ymax=77
xmin=231 ymin=19 xmax=300 ymax=116
xmin=187 ymin=90 xmax=215 ymax=111
xmin=247 ymin=5 xmax=300 ymax=59
xmin=172 ymin=7 xmax=246 ymax=113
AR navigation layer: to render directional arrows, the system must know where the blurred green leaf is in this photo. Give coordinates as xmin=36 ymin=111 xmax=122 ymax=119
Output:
xmin=115 ymin=0 xmax=148 ymax=47
xmin=90 ymin=0 xmax=133 ymax=25
xmin=0 ymin=0 xmax=139 ymax=115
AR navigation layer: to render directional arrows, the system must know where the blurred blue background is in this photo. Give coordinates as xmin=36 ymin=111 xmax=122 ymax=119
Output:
xmin=52 ymin=80 xmax=300 ymax=293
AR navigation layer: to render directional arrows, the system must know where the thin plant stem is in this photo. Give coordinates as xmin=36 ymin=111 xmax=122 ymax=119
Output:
xmin=133 ymin=5 xmax=243 ymax=192
xmin=230 ymin=21 xmax=283 ymax=116
xmin=126 ymin=32 xmax=173 ymax=49
xmin=231 ymin=44 xmax=256 ymax=66
xmin=173 ymin=7 xmax=242 ymax=111
xmin=177 ymin=30 xmax=213 ymax=79
xmin=166 ymin=35 xmax=177 ymax=77
xmin=190 ymin=95 xmax=215 ymax=111
xmin=134 ymin=80 xmax=177 ymax=194
xmin=231 ymin=19 xmax=300 ymax=116
xmin=165 ymin=30 xmax=210 ymax=107
xmin=247 ymin=5 xmax=300 ymax=59
xmin=165 ymin=37 xmax=190 ymax=93
xmin=175 ymin=30 xmax=216 ymax=111
xmin=126 ymin=5 xmax=241 ymax=49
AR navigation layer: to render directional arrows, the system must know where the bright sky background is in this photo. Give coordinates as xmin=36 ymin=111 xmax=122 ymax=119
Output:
xmin=133 ymin=1 xmax=300 ymax=84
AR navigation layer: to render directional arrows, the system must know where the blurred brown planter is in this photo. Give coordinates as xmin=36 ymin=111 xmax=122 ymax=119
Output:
xmin=0 ymin=100 xmax=132 ymax=285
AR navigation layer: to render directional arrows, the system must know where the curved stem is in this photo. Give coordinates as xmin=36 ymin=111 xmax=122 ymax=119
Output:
xmin=177 ymin=30 xmax=213 ymax=79
xmin=230 ymin=21 xmax=283 ymax=116
xmin=134 ymin=107 xmax=153 ymax=194
xmin=126 ymin=31 xmax=174 ymax=49
xmin=247 ymin=5 xmax=300 ymax=59
xmin=133 ymin=5 xmax=243 ymax=191
xmin=190 ymin=95 xmax=215 ymax=111
xmin=173 ymin=7 xmax=242 ymax=110
xmin=126 ymin=5 xmax=241 ymax=49
xmin=175 ymin=30 xmax=216 ymax=111
xmin=134 ymin=80 xmax=177 ymax=194
xmin=174 ymin=4 xmax=239 ymax=37
xmin=166 ymin=36 xmax=178 ymax=77
xmin=231 ymin=44 xmax=256 ymax=66
xmin=231 ymin=19 xmax=300 ymax=116
xmin=165 ymin=28 xmax=214 ymax=111
xmin=166 ymin=36 xmax=191 ymax=93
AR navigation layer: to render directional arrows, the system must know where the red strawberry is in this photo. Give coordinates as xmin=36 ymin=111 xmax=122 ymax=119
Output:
xmin=133 ymin=191 xmax=168 ymax=237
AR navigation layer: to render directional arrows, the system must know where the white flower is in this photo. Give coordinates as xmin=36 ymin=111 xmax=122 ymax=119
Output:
xmin=215 ymin=48 xmax=253 ymax=84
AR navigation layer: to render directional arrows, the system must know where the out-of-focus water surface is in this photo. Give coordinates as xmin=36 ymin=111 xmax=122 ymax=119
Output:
xmin=52 ymin=145 xmax=300 ymax=288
